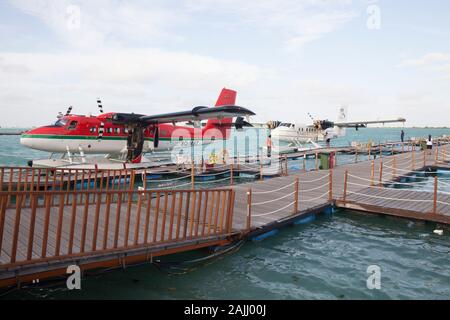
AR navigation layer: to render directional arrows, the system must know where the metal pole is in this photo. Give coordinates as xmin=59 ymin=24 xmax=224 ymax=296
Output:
xmin=294 ymin=177 xmax=299 ymax=213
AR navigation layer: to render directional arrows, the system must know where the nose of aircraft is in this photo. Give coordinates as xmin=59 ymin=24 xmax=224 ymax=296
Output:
xmin=20 ymin=127 xmax=41 ymax=149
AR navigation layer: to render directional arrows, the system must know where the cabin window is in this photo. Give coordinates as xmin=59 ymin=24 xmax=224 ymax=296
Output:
xmin=124 ymin=128 xmax=129 ymax=134
xmin=89 ymin=127 xmax=96 ymax=133
xmin=114 ymin=128 xmax=120 ymax=134
xmin=68 ymin=121 xmax=78 ymax=130
xmin=106 ymin=127 xmax=113 ymax=134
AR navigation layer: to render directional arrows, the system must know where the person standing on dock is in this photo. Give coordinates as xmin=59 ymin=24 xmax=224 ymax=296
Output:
xmin=426 ymin=135 xmax=433 ymax=155
xmin=401 ymin=130 xmax=405 ymax=143
xmin=266 ymin=134 xmax=272 ymax=157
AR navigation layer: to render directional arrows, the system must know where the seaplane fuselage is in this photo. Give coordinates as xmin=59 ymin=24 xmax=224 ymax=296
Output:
xmin=20 ymin=115 xmax=215 ymax=153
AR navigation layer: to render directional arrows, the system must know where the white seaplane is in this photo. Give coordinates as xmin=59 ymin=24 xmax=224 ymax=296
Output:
xmin=269 ymin=107 xmax=406 ymax=153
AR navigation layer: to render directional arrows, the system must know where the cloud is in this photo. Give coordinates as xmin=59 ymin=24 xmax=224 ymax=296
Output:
xmin=0 ymin=49 xmax=262 ymax=87
xmin=185 ymin=0 xmax=359 ymax=49
xmin=0 ymin=49 xmax=265 ymax=126
xmin=397 ymin=52 xmax=450 ymax=68
xmin=7 ymin=0 xmax=185 ymax=49
xmin=397 ymin=52 xmax=450 ymax=80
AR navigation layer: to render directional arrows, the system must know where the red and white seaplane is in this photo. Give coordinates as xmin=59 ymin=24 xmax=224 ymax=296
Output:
xmin=21 ymin=88 xmax=255 ymax=169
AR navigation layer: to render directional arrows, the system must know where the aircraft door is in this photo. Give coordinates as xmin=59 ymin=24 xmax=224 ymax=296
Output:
xmin=126 ymin=125 xmax=145 ymax=163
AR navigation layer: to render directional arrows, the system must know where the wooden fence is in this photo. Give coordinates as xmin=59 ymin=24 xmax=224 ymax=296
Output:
xmin=0 ymin=188 xmax=236 ymax=268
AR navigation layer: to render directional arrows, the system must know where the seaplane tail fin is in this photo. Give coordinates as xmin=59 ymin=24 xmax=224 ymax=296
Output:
xmin=335 ymin=106 xmax=348 ymax=137
xmin=203 ymin=88 xmax=237 ymax=140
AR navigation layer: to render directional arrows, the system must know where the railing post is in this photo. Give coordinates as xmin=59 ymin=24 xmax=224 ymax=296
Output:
xmin=230 ymin=164 xmax=234 ymax=185
xmin=343 ymin=170 xmax=348 ymax=202
xmin=285 ymin=155 xmax=288 ymax=176
xmin=129 ymin=170 xmax=135 ymax=191
xmin=378 ymin=160 xmax=383 ymax=187
xmin=412 ymin=149 xmax=415 ymax=171
xmin=236 ymin=151 xmax=240 ymax=171
xmin=246 ymin=189 xmax=252 ymax=231
xmin=191 ymin=161 xmax=195 ymax=189
xmin=433 ymin=176 xmax=438 ymax=215
xmin=328 ymin=170 xmax=333 ymax=201
xmin=294 ymin=177 xmax=299 ymax=213
xmin=227 ymin=190 xmax=236 ymax=234
xmin=303 ymin=153 xmax=306 ymax=171
xmin=393 ymin=155 xmax=397 ymax=179
xmin=315 ymin=152 xmax=319 ymax=171
xmin=354 ymin=148 xmax=358 ymax=163
xmin=259 ymin=161 xmax=264 ymax=181
xmin=435 ymin=144 xmax=439 ymax=165
xmin=370 ymin=160 xmax=375 ymax=186
xmin=423 ymin=149 xmax=426 ymax=168
xmin=143 ymin=169 xmax=147 ymax=190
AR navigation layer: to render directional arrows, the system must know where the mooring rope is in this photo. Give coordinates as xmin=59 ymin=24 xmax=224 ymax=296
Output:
xmin=301 ymin=183 xmax=330 ymax=193
xmin=347 ymin=173 xmax=433 ymax=186
xmin=194 ymin=176 xmax=232 ymax=184
xmin=298 ymin=174 xmax=330 ymax=184
xmin=144 ymin=174 xmax=191 ymax=183
xmin=195 ymin=169 xmax=231 ymax=177
xmin=252 ymin=181 xmax=297 ymax=195
xmin=345 ymin=190 xmax=435 ymax=203
xmin=301 ymin=191 xmax=330 ymax=203
xmin=252 ymin=191 xmax=296 ymax=206
xmin=252 ymin=201 xmax=296 ymax=217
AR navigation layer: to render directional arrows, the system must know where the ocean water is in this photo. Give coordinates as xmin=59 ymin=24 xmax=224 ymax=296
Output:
xmin=1 ymin=127 xmax=450 ymax=300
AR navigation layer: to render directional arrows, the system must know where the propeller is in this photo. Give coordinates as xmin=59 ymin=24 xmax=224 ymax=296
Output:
xmin=234 ymin=116 xmax=253 ymax=130
xmin=97 ymin=98 xmax=103 ymax=114
xmin=153 ymin=126 xmax=159 ymax=149
xmin=65 ymin=106 xmax=73 ymax=116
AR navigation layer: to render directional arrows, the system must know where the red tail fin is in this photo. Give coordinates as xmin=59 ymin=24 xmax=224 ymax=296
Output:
xmin=203 ymin=88 xmax=237 ymax=139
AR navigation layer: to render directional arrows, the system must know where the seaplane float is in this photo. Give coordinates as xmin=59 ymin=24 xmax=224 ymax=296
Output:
xmin=21 ymin=88 xmax=255 ymax=169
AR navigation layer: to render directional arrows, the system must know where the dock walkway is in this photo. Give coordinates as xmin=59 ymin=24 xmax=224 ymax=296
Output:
xmin=0 ymin=140 xmax=449 ymax=288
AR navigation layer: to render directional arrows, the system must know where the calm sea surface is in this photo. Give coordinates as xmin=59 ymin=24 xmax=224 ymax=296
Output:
xmin=1 ymin=127 xmax=450 ymax=300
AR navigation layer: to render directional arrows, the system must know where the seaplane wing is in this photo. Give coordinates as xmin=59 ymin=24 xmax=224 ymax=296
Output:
xmin=333 ymin=117 xmax=406 ymax=128
xmin=112 ymin=105 xmax=255 ymax=125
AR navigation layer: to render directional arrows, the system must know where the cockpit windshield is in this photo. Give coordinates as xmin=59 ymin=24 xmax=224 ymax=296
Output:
xmin=54 ymin=118 xmax=68 ymax=127
xmin=280 ymin=123 xmax=294 ymax=128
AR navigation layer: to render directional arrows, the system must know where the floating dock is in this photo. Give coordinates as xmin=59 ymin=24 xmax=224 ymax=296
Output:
xmin=0 ymin=139 xmax=449 ymax=288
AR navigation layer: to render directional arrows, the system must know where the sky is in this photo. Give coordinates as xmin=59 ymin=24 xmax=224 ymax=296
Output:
xmin=0 ymin=0 xmax=449 ymax=127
